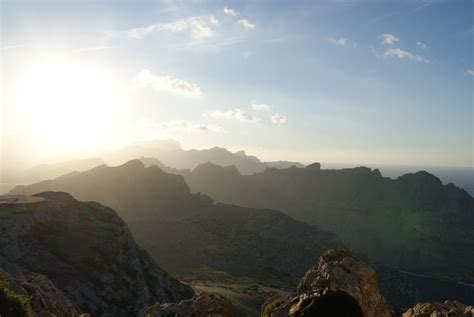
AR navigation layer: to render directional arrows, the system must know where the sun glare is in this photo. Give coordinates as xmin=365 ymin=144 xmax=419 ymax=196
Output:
xmin=17 ymin=57 xmax=116 ymax=154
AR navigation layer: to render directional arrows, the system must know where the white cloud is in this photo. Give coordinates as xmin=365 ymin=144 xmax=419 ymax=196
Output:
xmin=381 ymin=34 xmax=399 ymax=45
xmin=135 ymin=119 xmax=221 ymax=135
xmin=210 ymin=109 xmax=258 ymax=123
xmin=237 ymin=19 xmax=255 ymax=30
xmin=329 ymin=37 xmax=348 ymax=46
xmin=133 ymin=69 xmax=202 ymax=96
xmin=162 ymin=120 xmax=221 ymax=132
xmin=124 ymin=16 xmax=219 ymax=40
xmin=75 ymin=46 xmax=109 ymax=52
xmin=1 ymin=45 xmax=23 ymax=51
xmin=416 ymin=41 xmax=427 ymax=49
xmin=224 ymin=6 xmax=239 ymax=17
xmin=329 ymin=37 xmax=356 ymax=47
xmin=384 ymin=48 xmax=429 ymax=63
xmin=271 ymin=113 xmax=287 ymax=125
xmin=465 ymin=69 xmax=474 ymax=76
xmin=251 ymin=100 xmax=271 ymax=111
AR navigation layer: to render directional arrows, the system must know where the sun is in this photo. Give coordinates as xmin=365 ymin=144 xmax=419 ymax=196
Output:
xmin=17 ymin=57 xmax=117 ymax=154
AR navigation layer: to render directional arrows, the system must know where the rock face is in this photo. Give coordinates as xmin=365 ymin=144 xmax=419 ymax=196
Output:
xmin=145 ymin=292 xmax=235 ymax=317
xmin=10 ymin=161 xmax=342 ymax=288
xmin=402 ymin=301 xmax=474 ymax=317
xmin=262 ymin=249 xmax=393 ymax=317
xmin=175 ymin=162 xmax=474 ymax=285
xmin=0 ymin=192 xmax=194 ymax=316
xmin=298 ymin=249 xmax=392 ymax=317
xmin=0 ymin=270 xmax=84 ymax=316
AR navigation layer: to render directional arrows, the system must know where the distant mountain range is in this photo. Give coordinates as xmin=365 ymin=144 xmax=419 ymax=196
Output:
xmin=9 ymin=159 xmax=474 ymax=310
xmin=103 ymin=139 xmax=304 ymax=174
xmin=171 ymin=162 xmax=474 ymax=284
xmin=10 ymin=160 xmax=340 ymax=288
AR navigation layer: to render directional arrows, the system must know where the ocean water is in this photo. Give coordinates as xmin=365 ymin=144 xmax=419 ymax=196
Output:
xmin=321 ymin=163 xmax=474 ymax=197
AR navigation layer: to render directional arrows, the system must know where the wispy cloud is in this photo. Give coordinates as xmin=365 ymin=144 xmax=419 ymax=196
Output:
xmin=271 ymin=113 xmax=287 ymax=125
xmin=162 ymin=120 xmax=221 ymax=132
xmin=384 ymin=47 xmax=429 ymax=63
xmin=416 ymin=41 xmax=428 ymax=49
xmin=381 ymin=34 xmax=399 ymax=45
xmin=209 ymin=109 xmax=258 ymax=123
xmin=464 ymin=69 xmax=474 ymax=76
xmin=329 ymin=37 xmax=348 ymax=46
xmin=75 ymin=46 xmax=110 ymax=53
xmin=132 ymin=69 xmax=202 ymax=96
xmin=251 ymin=100 xmax=271 ymax=111
xmin=121 ymin=15 xmax=219 ymax=40
xmin=237 ymin=19 xmax=255 ymax=30
xmin=1 ymin=45 xmax=24 ymax=51
xmin=135 ymin=119 xmax=221 ymax=135
xmin=329 ymin=37 xmax=356 ymax=47
xmin=224 ymin=6 xmax=239 ymax=17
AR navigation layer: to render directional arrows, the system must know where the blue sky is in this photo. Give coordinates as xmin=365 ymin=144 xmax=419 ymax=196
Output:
xmin=1 ymin=0 xmax=473 ymax=167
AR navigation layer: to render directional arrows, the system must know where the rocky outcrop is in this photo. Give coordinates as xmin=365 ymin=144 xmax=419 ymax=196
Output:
xmin=0 ymin=270 xmax=84 ymax=316
xmin=402 ymin=301 xmax=474 ymax=317
xmin=9 ymin=161 xmax=342 ymax=288
xmin=145 ymin=292 xmax=234 ymax=317
xmin=176 ymin=161 xmax=474 ymax=286
xmin=0 ymin=192 xmax=194 ymax=316
xmin=298 ymin=249 xmax=392 ymax=317
xmin=261 ymin=249 xmax=393 ymax=317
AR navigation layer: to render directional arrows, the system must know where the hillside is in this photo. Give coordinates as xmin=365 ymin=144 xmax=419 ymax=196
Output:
xmin=176 ymin=162 xmax=474 ymax=284
xmin=10 ymin=161 xmax=340 ymax=288
xmin=0 ymin=191 xmax=194 ymax=316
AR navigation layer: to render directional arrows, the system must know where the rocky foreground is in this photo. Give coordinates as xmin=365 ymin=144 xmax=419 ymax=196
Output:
xmin=259 ymin=249 xmax=473 ymax=317
xmin=1 ymin=193 xmax=472 ymax=316
xmin=0 ymin=192 xmax=193 ymax=316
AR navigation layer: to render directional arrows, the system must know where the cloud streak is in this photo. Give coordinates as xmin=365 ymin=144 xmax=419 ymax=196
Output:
xmin=384 ymin=47 xmax=429 ymax=63
xmin=122 ymin=16 xmax=219 ymax=40
xmin=224 ymin=6 xmax=239 ymax=17
xmin=210 ymin=109 xmax=258 ymax=123
xmin=465 ymin=69 xmax=474 ymax=76
xmin=237 ymin=19 xmax=255 ymax=30
xmin=251 ymin=100 xmax=271 ymax=111
xmin=162 ymin=120 xmax=221 ymax=132
xmin=271 ymin=113 xmax=287 ymax=125
xmin=133 ymin=69 xmax=202 ymax=96
xmin=381 ymin=34 xmax=399 ymax=45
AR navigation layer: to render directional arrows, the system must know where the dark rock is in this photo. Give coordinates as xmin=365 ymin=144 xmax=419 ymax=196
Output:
xmin=0 ymin=192 xmax=194 ymax=316
xmin=145 ymin=291 xmax=234 ymax=317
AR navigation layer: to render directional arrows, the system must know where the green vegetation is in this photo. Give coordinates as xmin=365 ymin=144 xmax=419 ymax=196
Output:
xmin=0 ymin=272 xmax=32 ymax=317
xmin=262 ymin=297 xmax=287 ymax=317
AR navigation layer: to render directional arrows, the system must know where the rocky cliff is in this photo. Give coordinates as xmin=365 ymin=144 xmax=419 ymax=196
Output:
xmin=9 ymin=161 xmax=342 ymax=288
xmin=176 ymin=163 xmax=474 ymax=285
xmin=0 ymin=192 xmax=194 ymax=316
xmin=261 ymin=249 xmax=473 ymax=317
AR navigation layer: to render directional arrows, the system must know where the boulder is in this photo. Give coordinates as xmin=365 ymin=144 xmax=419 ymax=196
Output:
xmin=402 ymin=300 xmax=474 ymax=317
xmin=298 ymin=249 xmax=392 ymax=317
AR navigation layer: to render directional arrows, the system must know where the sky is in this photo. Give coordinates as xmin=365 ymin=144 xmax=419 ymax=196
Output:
xmin=1 ymin=0 xmax=473 ymax=167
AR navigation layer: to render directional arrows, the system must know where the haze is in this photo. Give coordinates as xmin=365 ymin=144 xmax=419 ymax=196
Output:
xmin=1 ymin=0 xmax=473 ymax=170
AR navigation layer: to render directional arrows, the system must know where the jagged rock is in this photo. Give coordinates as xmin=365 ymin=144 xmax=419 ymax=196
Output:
xmin=0 ymin=192 xmax=194 ymax=316
xmin=10 ymin=161 xmax=342 ymax=288
xmin=402 ymin=300 xmax=474 ymax=317
xmin=0 ymin=270 xmax=84 ymax=316
xmin=145 ymin=291 xmax=234 ymax=317
xmin=298 ymin=249 xmax=392 ymax=317
xmin=262 ymin=249 xmax=393 ymax=317
xmin=289 ymin=289 xmax=364 ymax=317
